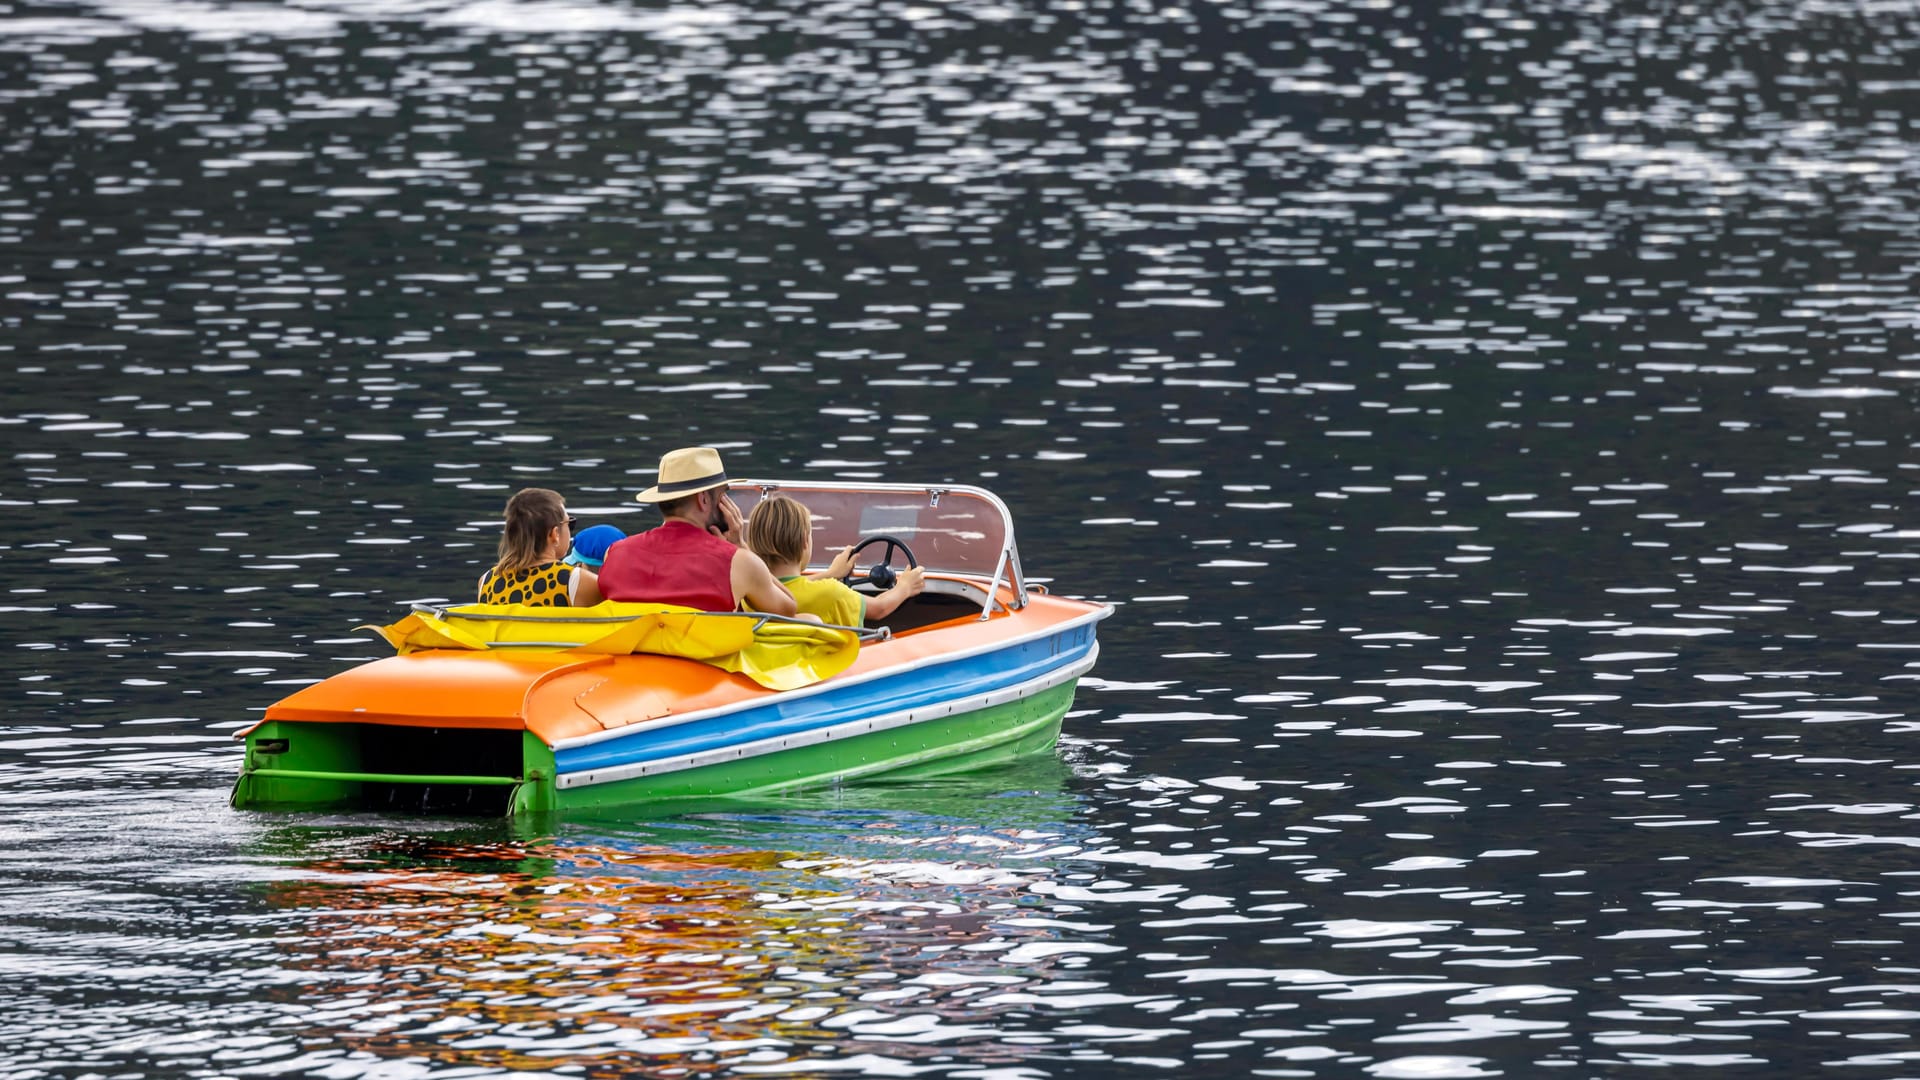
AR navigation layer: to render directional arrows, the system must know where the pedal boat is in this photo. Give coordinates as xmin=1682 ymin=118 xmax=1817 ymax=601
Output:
xmin=231 ymin=481 xmax=1111 ymax=816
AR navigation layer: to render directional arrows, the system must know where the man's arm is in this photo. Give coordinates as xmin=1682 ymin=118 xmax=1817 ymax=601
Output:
xmin=733 ymin=548 xmax=797 ymax=616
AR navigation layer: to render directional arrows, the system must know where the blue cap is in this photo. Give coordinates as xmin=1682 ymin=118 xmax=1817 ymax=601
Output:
xmin=565 ymin=523 xmax=626 ymax=568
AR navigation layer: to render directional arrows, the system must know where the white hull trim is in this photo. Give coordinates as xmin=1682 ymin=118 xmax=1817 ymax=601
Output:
xmin=554 ymin=605 xmax=1111 ymax=751
xmin=557 ymin=644 xmax=1100 ymax=790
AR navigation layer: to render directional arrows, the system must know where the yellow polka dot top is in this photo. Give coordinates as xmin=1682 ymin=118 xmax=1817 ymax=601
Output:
xmin=478 ymin=561 xmax=575 ymax=606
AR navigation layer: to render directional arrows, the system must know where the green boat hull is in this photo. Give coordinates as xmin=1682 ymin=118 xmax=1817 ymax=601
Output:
xmin=231 ymin=680 xmax=1075 ymax=816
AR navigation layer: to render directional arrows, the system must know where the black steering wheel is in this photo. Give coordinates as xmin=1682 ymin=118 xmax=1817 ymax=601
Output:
xmin=841 ymin=534 xmax=919 ymax=590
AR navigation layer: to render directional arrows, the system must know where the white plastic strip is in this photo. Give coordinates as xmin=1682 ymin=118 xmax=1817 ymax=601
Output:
xmin=554 ymin=605 xmax=1111 ymax=750
xmin=556 ymin=644 xmax=1099 ymax=790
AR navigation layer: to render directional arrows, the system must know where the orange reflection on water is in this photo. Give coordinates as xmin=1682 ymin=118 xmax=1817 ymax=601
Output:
xmin=254 ymin=831 xmax=1092 ymax=1076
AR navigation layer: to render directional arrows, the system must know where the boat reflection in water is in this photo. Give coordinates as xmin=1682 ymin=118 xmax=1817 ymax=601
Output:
xmin=243 ymin=760 xmax=1149 ymax=1074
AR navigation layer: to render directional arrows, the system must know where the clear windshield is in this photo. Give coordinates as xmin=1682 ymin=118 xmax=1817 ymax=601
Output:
xmin=732 ymin=481 xmax=1015 ymax=580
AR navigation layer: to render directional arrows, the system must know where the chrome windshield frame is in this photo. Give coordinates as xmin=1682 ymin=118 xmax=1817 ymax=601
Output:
xmin=736 ymin=478 xmax=1028 ymax=620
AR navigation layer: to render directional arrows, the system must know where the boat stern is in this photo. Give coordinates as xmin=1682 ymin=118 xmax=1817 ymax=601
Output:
xmin=229 ymin=650 xmax=600 ymax=815
xmin=233 ymin=722 xmax=557 ymax=815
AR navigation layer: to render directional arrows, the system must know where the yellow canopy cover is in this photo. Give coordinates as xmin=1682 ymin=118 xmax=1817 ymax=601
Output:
xmin=363 ymin=602 xmax=860 ymax=692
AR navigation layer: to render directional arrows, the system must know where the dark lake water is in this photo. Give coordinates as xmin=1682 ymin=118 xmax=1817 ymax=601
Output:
xmin=7 ymin=0 xmax=1920 ymax=1075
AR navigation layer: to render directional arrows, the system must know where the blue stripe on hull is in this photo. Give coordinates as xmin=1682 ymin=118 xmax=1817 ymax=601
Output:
xmin=554 ymin=623 xmax=1097 ymax=779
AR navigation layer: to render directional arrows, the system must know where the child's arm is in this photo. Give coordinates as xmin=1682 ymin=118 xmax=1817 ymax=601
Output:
xmin=863 ymin=566 xmax=926 ymax=620
xmin=571 ymin=567 xmax=603 ymax=606
xmin=806 ymin=546 xmax=857 ymax=581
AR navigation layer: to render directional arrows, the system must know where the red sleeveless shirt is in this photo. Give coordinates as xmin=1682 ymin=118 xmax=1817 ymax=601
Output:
xmin=596 ymin=520 xmax=738 ymax=611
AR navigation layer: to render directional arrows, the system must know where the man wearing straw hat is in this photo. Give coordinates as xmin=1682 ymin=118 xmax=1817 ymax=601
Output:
xmin=597 ymin=447 xmax=798 ymax=616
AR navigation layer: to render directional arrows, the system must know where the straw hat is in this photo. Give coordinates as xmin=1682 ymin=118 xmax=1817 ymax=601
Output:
xmin=634 ymin=446 xmax=730 ymax=503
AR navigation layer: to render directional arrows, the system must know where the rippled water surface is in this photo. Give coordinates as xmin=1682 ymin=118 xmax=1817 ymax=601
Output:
xmin=8 ymin=0 xmax=1920 ymax=1075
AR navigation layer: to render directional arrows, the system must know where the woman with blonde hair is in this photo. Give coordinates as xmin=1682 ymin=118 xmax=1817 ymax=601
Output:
xmin=478 ymin=487 xmax=603 ymax=607
xmin=743 ymin=494 xmax=922 ymax=626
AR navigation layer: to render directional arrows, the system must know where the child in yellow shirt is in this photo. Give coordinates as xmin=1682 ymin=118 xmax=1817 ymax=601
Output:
xmin=744 ymin=494 xmax=924 ymax=626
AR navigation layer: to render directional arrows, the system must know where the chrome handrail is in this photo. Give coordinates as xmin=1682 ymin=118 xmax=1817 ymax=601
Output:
xmin=409 ymin=603 xmax=890 ymax=642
